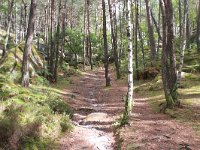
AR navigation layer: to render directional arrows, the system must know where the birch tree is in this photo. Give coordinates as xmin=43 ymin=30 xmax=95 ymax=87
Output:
xmin=177 ymin=0 xmax=188 ymax=86
xmin=122 ymin=0 xmax=133 ymax=125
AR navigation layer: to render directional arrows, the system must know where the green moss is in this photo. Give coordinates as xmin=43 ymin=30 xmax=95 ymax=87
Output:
xmin=0 ymin=44 xmax=44 ymax=83
xmin=0 ymin=75 xmax=73 ymax=149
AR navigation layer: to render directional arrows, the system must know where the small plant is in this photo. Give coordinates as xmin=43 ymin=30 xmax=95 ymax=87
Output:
xmin=47 ymin=97 xmax=73 ymax=117
xmin=60 ymin=116 xmax=73 ymax=132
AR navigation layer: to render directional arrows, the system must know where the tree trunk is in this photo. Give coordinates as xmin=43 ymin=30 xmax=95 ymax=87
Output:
xmin=122 ymin=0 xmax=133 ymax=125
xmin=177 ymin=0 xmax=188 ymax=86
xmin=135 ymin=0 xmax=139 ymax=80
xmin=87 ymin=0 xmax=93 ymax=70
xmin=108 ymin=0 xmax=120 ymax=79
xmin=145 ymin=0 xmax=156 ymax=65
xmin=160 ymin=0 xmax=178 ymax=109
xmin=179 ymin=0 xmax=182 ymax=37
xmin=83 ymin=0 xmax=88 ymax=70
xmin=54 ymin=0 xmax=62 ymax=82
xmin=21 ymin=0 xmax=37 ymax=87
xmin=2 ymin=0 xmax=14 ymax=58
xmin=49 ymin=0 xmax=55 ymax=82
xmin=102 ymin=0 xmax=110 ymax=87
xmin=197 ymin=0 xmax=200 ymax=53
xmin=60 ymin=0 xmax=67 ymax=66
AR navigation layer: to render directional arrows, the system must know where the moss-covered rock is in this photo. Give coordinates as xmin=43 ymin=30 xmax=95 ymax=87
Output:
xmin=0 ymin=43 xmax=44 ymax=83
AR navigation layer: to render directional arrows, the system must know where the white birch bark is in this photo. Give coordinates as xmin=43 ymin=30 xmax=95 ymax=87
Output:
xmin=177 ymin=0 xmax=188 ymax=86
xmin=127 ymin=0 xmax=133 ymax=113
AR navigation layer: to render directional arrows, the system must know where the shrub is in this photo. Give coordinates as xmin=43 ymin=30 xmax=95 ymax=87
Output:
xmin=60 ymin=116 xmax=73 ymax=132
xmin=47 ymin=97 xmax=73 ymax=117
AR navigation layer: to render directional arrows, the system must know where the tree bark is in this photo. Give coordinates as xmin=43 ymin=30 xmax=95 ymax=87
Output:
xmin=177 ymin=0 xmax=188 ymax=86
xmin=54 ymin=0 xmax=62 ymax=82
xmin=160 ymin=0 xmax=178 ymax=109
xmin=124 ymin=0 xmax=133 ymax=120
xmin=2 ymin=0 xmax=14 ymax=58
xmin=145 ymin=0 xmax=156 ymax=65
xmin=21 ymin=0 xmax=37 ymax=87
xmin=197 ymin=0 xmax=200 ymax=53
xmin=135 ymin=0 xmax=139 ymax=80
xmin=102 ymin=0 xmax=110 ymax=87
xmin=49 ymin=0 xmax=55 ymax=82
xmin=60 ymin=0 xmax=67 ymax=66
xmin=108 ymin=0 xmax=120 ymax=79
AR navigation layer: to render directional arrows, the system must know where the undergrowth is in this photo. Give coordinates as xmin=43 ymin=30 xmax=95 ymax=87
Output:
xmin=0 ymin=74 xmax=73 ymax=149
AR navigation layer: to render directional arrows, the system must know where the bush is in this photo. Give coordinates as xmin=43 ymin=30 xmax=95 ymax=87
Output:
xmin=139 ymin=67 xmax=160 ymax=80
xmin=60 ymin=116 xmax=73 ymax=132
xmin=48 ymin=97 xmax=73 ymax=117
xmin=63 ymin=68 xmax=80 ymax=77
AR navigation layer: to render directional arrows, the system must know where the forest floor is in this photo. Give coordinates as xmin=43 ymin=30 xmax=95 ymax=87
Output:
xmin=58 ymin=68 xmax=200 ymax=150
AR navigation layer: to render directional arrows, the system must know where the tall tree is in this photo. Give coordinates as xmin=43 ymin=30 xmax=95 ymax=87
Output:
xmin=83 ymin=0 xmax=89 ymax=70
xmin=21 ymin=0 xmax=37 ymax=87
xmin=2 ymin=0 xmax=14 ymax=58
xmin=122 ymin=0 xmax=133 ymax=125
xmin=49 ymin=0 xmax=55 ymax=82
xmin=102 ymin=0 xmax=110 ymax=87
xmin=177 ymin=0 xmax=188 ymax=86
xmin=160 ymin=0 xmax=179 ymax=109
xmin=108 ymin=0 xmax=121 ymax=79
xmin=60 ymin=0 xmax=67 ymax=66
xmin=145 ymin=0 xmax=156 ymax=65
xmin=197 ymin=0 xmax=200 ymax=53
xmin=135 ymin=0 xmax=139 ymax=80
xmin=54 ymin=0 xmax=62 ymax=82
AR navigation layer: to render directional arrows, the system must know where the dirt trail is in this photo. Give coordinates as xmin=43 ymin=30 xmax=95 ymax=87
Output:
xmin=59 ymin=69 xmax=200 ymax=150
xmin=120 ymin=95 xmax=200 ymax=149
xmin=59 ymin=69 xmax=125 ymax=150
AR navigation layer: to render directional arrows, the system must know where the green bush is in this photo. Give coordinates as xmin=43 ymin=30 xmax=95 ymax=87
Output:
xmin=60 ymin=116 xmax=73 ymax=132
xmin=48 ymin=97 xmax=73 ymax=117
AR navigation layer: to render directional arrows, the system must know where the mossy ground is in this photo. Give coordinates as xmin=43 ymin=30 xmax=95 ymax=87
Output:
xmin=0 ymin=42 xmax=74 ymax=149
xmin=0 ymin=73 xmax=73 ymax=149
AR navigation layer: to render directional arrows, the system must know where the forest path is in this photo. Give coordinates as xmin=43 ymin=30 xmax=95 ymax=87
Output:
xmin=59 ymin=68 xmax=125 ymax=150
xmin=59 ymin=68 xmax=200 ymax=150
xmin=119 ymin=95 xmax=200 ymax=149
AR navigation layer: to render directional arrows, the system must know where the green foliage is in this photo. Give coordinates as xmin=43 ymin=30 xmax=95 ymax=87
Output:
xmin=63 ymin=68 xmax=81 ymax=78
xmin=19 ymin=137 xmax=54 ymax=150
xmin=48 ymin=97 xmax=73 ymax=117
xmin=31 ymin=75 xmax=49 ymax=86
xmin=0 ymin=75 xmax=73 ymax=149
xmin=65 ymin=29 xmax=83 ymax=54
xmin=0 ymin=43 xmax=44 ymax=83
xmin=60 ymin=116 xmax=73 ymax=132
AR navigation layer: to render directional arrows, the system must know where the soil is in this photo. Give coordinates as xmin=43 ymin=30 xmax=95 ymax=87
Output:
xmin=59 ymin=69 xmax=200 ymax=150
xmin=59 ymin=69 xmax=125 ymax=150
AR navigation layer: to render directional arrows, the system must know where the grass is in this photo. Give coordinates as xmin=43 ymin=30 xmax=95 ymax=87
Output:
xmin=0 ymin=73 xmax=74 ymax=149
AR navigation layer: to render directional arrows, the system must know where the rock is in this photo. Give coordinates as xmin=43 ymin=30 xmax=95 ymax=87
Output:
xmin=84 ymin=113 xmax=108 ymax=122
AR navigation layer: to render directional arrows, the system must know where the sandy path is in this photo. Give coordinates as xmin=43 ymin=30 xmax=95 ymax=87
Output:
xmin=59 ymin=69 xmax=125 ymax=150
